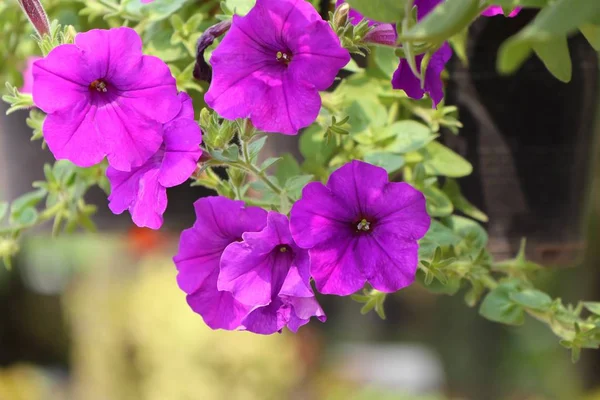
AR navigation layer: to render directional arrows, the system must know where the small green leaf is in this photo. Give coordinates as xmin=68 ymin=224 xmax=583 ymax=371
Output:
xmin=373 ymin=46 xmax=399 ymax=78
xmin=583 ymin=302 xmax=600 ymax=316
xmin=364 ymin=152 xmax=405 ymax=174
xmin=580 ymin=24 xmax=600 ymax=51
xmin=532 ymin=37 xmax=572 ymax=83
xmin=385 ymin=121 xmax=437 ymax=154
xmin=479 ymin=283 xmax=525 ymax=326
xmin=420 ymin=141 xmax=473 ymax=178
xmin=346 ymin=0 xmax=406 ymax=23
xmin=15 ymin=207 xmax=39 ymax=227
xmin=510 ymin=289 xmax=553 ymax=311
xmin=299 ymin=124 xmax=337 ymax=165
xmin=284 ymin=175 xmax=314 ymax=198
xmin=260 ymin=157 xmax=282 ymax=172
xmin=423 ymin=185 xmax=453 ymax=217
xmin=247 ymin=136 xmax=267 ymax=160
xmin=10 ymin=189 xmax=47 ymax=218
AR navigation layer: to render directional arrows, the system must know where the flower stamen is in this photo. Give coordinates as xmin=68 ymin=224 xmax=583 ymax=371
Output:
xmin=276 ymin=51 xmax=292 ymax=64
xmin=90 ymin=79 xmax=108 ymax=93
xmin=356 ymin=218 xmax=371 ymax=232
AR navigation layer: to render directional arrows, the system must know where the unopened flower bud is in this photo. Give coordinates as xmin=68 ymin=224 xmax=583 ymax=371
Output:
xmin=333 ymin=3 xmax=350 ymax=28
xmin=364 ymin=24 xmax=397 ymax=47
xmin=18 ymin=0 xmax=50 ymax=37
xmin=194 ymin=20 xmax=232 ymax=83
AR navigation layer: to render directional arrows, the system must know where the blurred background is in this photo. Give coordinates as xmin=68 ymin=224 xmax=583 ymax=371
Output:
xmin=1 ymin=8 xmax=600 ymax=400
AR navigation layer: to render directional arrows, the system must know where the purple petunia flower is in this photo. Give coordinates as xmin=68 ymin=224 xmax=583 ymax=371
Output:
xmin=481 ymin=5 xmax=521 ymax=17
xmin=290 ymin=161 xmax=431 ymax=296
xmin=173 ymin=196 xmax=268 ymax=330
xmin=219 ymin=212 xmax=326 ymax=334
xmin=205 ymin=0 xmax=350 ymax=135
xmin=32 ymin=27 xmax=181 ymax=170
xmin=20 ymin=56 xmax=41 ymax=94
xmin=106 ymin=93 xmax=202 ymax=229
xmin=392 ymin=43 xmax=452 ymax=108
xmin=391 ymin=0 xmax=452 ymax=108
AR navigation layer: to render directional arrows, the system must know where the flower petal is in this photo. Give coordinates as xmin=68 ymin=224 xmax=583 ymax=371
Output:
xmin=158 ymin=118 xmax=202 ymax=187
xmin=218 ymin=212 xmax=294 ymax=305
xmin=308 ymin=237 xmax=366 ymax=296
xmin=32 ymin=45 xmax=91 ymax=113
xmin=74 ymin=27 xmax=143 ymax=83
xmin=187 ymin=268 xmax=251 ymax=330
xmin=97 ymin=101 xmax=163 ymax=171
xmin=290 ymin=181 xmax=354 ymax=249
xmin=326 ymin=160 xmax=389 ymax=217
xmin=43 ymin=101 xmax=105 ymax=167
xmin=242 ymin=298 xmax=290 ymax=335
xmin=356 ymin=233 xmax=419 ymax=292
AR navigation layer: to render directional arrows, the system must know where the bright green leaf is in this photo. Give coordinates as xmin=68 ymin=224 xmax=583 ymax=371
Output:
xmin=510 ymin=289 xmax=553 ymax=311
xmin=364 ymin=152 xmax=405 ymax=174
xmin=580 ymin=24 xmax=600 ymax=51
xmin=423 ymin=185 xmax=453 ymax=217
xmin=532 ymin=37 xmax=572 ymax=82
xmin=420 ymin=141 xmax=473 ymax=178
xmin=10 ymin=189 xmax=47 ymax=217
xmin=374 ymin=46 xmax=398 ymax=78
xmin=299 ymin=124 xmax=337 ymax=166
xmin=275 ymin=153 xmax=301 ymax=184
xmin=583 ymin=302 xmax=600 ymax=316
xmin=479 ymin=283 xmax=525 ymax=326
xmin=385 ymin=121 xmax=437 ymax=154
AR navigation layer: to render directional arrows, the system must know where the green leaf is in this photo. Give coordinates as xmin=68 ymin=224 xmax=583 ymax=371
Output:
xmin=347 ymin=98 xmax=388 ymax=133
xmin=385 ymin=121 xmax=437 ymax=154
xmin=284 ymin=175 xmax=314 ymax=198
xmin=580 ymin=24 xmax=600 ymax=51
xmin=418 ymin=220 xmax=462 ymax=260
xmin=275 ymin=153 xmax=301 ymax=184
xmin=423 ymin=185 xmax=453 ymax=217
xmin=498 ymin=0 xmax=600 ymax=75
xmin=417 ymin=269 xmax=462 ymax=295
xmin=346 ymin=0 xmax=406 ymax=23
xmin=583 ymin=302 xmax=600 ymax=316
xmin=247 ymin=136 xmax=267 ymax=160
xmin=373 ymin=46 xmax=399 ymax=78
xmin=10 ymin=189 xmax=47 ymax=218
xmin=364 ymin=153 xmax=405 ymax=174
xmin=14 ymin=207 xmax=38 ymax=227
xmin=492 ymin=0 xmax=548 ymax=6
xmin=444 ymin=215 xmax=488 ymax=257
xmin=400 ymin=0 xmax=480 ymax=43
xmin=479 ymin=282 xmax=525 ymax=326
xmin=443 ymin=179 xmax=488 ymax=222
xmin=420 ymin=141 xmax=473 ymax=178
xmin=260 ymin=157 xmax=282 ymax=171
xmin=299 ymin=124 xmax=337 ymax=165
xmin=532 ymin=37 xmax=572 ymax=83
xmin=509 ymin=289 xmax=553 ymax=311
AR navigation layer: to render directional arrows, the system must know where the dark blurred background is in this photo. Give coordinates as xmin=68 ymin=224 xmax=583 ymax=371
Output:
xmin=0 ymin=9 xmax=599 ymax=400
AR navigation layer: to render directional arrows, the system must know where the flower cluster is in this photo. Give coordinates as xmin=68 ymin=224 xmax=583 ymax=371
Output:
xmin=174 ymin=161 xmax=429 ymax=334
xmin=31 ymin=27 xmax=202 ymax=229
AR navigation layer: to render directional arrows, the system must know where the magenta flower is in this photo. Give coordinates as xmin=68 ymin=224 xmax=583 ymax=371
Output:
xmin=392 ymin=43 xmax=452 ymax=108
xmin=482 ymin=6 xmax=521 ymax=17
xmin=20 ymin=56 xmax=41 ymax=94
xmin=219 ymin=212 xmax=326 ymax=334
xmin=205 ymin=0 xmax=350 ymax=135
xmin=391 ymin=0 xmax=452 ymax=107
xmin=173 ymin=197 xmax=268 ymax=330
xmin=32 ymin=27 xmax=181 ymax=170
xmin=290 ymin=161 xmax=430 ymax=296
xmin=106 ymin=93 xmax=202 ymax=229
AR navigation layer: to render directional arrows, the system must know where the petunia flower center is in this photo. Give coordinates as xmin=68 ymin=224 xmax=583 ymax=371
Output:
xmin=278 ymin=244 xmax=291 ymax=253
xmin=89 ymin=79 xmax=108 ymax=93
xmin=355 ymin=218 xmax=372 ymax=233
xmin=276 ymin=51 xmax=292 ymax=65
